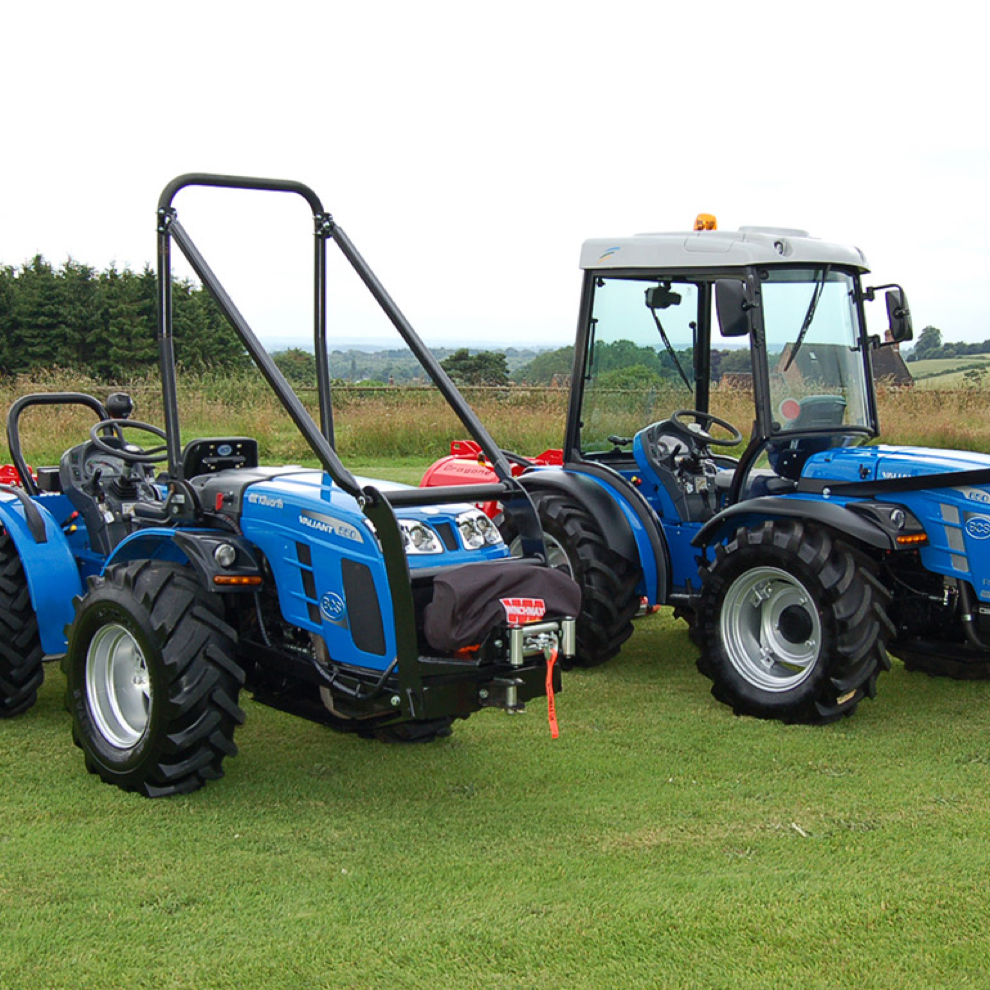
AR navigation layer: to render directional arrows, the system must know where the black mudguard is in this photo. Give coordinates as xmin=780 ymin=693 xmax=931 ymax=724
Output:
xmin=516 ymin=464 xmax=670 ymax=604
xmin=693 ymin=496 xmax=898 ymax=552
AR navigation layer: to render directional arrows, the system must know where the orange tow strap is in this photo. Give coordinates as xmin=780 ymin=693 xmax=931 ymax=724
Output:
xmin=546 ymin=644 xmax=559 ymax=739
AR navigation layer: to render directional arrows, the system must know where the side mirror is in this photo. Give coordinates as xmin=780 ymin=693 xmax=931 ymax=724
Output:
xmin=715 ymin=279 xmax=756 ymax=337
xmin=885 ymin=287 xmax=913 ymax=343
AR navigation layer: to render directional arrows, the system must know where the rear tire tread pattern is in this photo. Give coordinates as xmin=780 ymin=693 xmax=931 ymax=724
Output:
xmin=0 ymin=532 xmax=44 ymax=718
xmin=531 ymin=493 xmax=640 ymax=668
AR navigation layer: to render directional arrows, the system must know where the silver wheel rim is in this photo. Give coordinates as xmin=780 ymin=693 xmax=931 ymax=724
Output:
xmin=85 ymin=623 xmax=152 ymax=748
xmin=508 ymin=533 xmax=572 ymax=573
xmin=720 ymin=566 xmax=822 ymax=692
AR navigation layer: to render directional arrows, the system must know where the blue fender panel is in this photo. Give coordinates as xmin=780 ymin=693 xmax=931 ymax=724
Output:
xmin=0 ymin=497 xmax=83 ymax=655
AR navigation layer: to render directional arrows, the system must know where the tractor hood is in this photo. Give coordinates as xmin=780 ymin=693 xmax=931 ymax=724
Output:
xmin=224 ymin=468 xmax=509 ymax=569
xmin=801 ymin=445 xmax=990 ymax=486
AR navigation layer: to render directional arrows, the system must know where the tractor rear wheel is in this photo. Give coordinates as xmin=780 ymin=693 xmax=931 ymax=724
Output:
xmin=62 ymin=561 xmax=245 ymax=797
xmin=0 ymin=533 xmax=44 ymax=718
xmin=697 ymin=520 xmax=892 ymax=724
xmin=504 ymin=492 xmax=639 ymax=668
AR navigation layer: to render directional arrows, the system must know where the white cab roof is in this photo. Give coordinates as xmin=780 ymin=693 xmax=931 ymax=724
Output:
xmin=580 ymin=226 xmax=870 ymax=272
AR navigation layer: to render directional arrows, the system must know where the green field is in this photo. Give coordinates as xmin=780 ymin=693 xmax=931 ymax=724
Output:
xmin=906 ymin=355 xmax=990 ymax=390
xmin=5 ymin=389 xmax=990 ymax=987
xmin=4 ymin=611 xmax=990 ymax=989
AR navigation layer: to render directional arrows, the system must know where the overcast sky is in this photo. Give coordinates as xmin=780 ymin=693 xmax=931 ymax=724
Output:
xmin=2 ymin=1 xmax=987 ymax=350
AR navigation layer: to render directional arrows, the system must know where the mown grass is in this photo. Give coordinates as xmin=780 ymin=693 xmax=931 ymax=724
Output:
xmin=3 ymin=612 xmax=990 ymax=989
xmin=4 ymin=379 xmax=990 ymax=987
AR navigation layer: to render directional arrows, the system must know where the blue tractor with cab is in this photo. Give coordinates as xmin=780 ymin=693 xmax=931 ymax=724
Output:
xmin=426 ymin=218 xmax=990 ymax=723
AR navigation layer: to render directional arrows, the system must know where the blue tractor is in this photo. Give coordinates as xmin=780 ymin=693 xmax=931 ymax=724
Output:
xmin=428 ymin=218 xmax=990 ymax=723
xmin=0 ymin=174 xmax=577 ymax=796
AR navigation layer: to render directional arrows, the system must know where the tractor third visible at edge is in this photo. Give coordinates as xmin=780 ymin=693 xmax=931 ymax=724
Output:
xmin=425 ymin=217 xmax=990 ymax=724
xmin=0 ymin=174 xmax=578 ymax=796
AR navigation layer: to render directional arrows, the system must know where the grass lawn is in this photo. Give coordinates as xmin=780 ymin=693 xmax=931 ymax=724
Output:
xmin=3 ymin=607 xmax=990 ymax=989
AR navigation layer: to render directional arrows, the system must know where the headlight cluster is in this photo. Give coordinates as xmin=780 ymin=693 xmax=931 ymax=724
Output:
xmin=399 ymin=519 xmax=442 ymax=554
xmin=457 ymin=509 xmax=503 ymax=549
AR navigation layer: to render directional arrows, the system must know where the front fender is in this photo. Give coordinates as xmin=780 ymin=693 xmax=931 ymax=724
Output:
xmin=693 ymin=496 xmax=898 ymax=551
xmin=0 ymin=496 xmax=83 ymax=655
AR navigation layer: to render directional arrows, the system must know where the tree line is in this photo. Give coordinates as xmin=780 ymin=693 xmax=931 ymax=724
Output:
xmin=904 ymin=326 xmax=990 ymax=363
xmin=0 ymin=256 xmax=248 ymax=380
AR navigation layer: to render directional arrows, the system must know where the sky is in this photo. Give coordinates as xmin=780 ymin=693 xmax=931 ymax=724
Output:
xmin=2 ymin=1 xmax=988 ymax=351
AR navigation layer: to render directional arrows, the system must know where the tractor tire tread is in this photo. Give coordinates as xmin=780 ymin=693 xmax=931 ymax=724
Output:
xmin=63 ymin=561 xmax=245 ymax=797
xmin=696 ymin=519 xmax=890 ymax=724
xmin=0 ymin=532 xmax=44 ymax=718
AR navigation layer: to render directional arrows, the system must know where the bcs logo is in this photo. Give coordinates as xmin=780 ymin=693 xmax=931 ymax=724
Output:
xmin=965 ymin=515 xmax=990 ymax=540
xmin=321 ymin=592 xmax=346 ymax=623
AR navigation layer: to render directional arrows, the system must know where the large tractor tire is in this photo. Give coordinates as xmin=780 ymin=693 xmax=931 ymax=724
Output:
xmin=62 ymin=561 xmax=245 ymax=797
xmin=697 ymin=520 xmax=892 ymax=724
xmin=503 ymin=492 xmax=640 ymax=668
xmin=0 ymin=532 xmax=44 ymax=718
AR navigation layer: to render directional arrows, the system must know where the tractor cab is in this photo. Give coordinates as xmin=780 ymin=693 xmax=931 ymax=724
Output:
xmin=568 ymin=223 xmax=911 ymax=531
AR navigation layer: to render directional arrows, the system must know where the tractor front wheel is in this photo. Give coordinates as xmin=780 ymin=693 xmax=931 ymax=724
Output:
xmin=0 ymin=533 xmax=44 ymax=718
xmin=697 ymin=520 xmax=892 ymax=724
xmin=63 ymin=562 xmax=245 ymax=797
xmin=504 ymin=492 xmax=640 ymax=668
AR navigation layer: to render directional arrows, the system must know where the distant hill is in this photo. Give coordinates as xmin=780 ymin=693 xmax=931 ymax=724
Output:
xmin=268 ymin=343 xmax=557 ymax=384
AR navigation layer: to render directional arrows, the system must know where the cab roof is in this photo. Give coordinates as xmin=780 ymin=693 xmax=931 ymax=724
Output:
xmin=580 ymin=226 xmax=870 ymax=272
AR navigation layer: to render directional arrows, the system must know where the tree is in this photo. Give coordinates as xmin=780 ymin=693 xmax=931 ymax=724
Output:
xmin=908 ymin=325 xmax=942 ymax=362
xmin=273 ymin=348 xmax=317 ymax=385
xmin=171 ymin=278 xmax=248 ymax=374
xmin=716 ymin=348 xmax=752 ymax=376
xmin=95 ymin=266 xmax=158 ymax=380
xmin=59 ymin=259 xmax=101 ymax=369
xmin=440 ymin=348 xmax=509 ymax=386
xmin=0 ymin=266 xmax=15 ymax=373
xmin=9 ymin=255 xmax=64 ymax=372
xmin=515 ymin=346 xmax=574 ymax=384
xmin=595 ymin=364 xmax=666 ymax=390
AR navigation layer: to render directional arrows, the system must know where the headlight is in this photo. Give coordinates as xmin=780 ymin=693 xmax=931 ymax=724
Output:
xmin=399 ymin=519 xmax=442 ymax=554
xmin=457 ymin=509 xmax=504 ymax=549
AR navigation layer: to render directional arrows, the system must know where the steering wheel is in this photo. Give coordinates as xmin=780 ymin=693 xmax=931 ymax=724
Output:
xmin=668 ymin=410 xmax=743 ymax=449
xmin=89 ymin=420 xmax=169 ymax=465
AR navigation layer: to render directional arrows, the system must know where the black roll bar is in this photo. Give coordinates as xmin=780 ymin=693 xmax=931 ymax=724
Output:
xmin=156 ymin=173 xmax=518 ymax=494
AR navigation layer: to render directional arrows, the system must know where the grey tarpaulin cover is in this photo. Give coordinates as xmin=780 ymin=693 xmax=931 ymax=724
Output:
xmin=423 ymin=561 xmax=581 ymax=652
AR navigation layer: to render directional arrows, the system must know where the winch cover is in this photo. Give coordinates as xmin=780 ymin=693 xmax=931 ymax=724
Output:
xmin=423 ymin=561 xmax=581 ymax=652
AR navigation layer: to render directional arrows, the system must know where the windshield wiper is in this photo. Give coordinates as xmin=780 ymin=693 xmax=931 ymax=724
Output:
xmin=648 ymin=307 xmax=693 ymax=391
xmin=783 ymin=265 xmax=830 ymax=372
